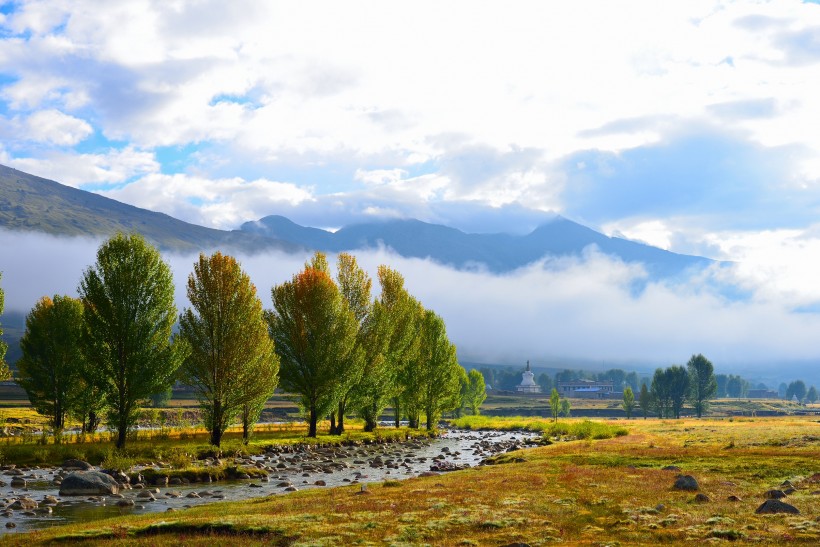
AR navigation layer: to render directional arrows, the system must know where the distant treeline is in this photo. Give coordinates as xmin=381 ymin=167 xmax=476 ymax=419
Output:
xmin=481 ymin=366 xmax=818 ymax=403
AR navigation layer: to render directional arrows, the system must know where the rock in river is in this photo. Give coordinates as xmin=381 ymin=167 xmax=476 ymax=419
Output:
xmin=59 ymin=471 xmax=120 ymax=496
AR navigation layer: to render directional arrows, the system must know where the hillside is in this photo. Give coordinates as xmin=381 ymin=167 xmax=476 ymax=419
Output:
xmin=0 ymin=165 xmax=298 ymax=253
xmin=241 ymin=215 xmax=715 ymax=277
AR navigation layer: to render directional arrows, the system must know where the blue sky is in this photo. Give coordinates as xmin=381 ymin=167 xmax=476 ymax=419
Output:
xmin=3 ymin=0 xmax=820 ymax=371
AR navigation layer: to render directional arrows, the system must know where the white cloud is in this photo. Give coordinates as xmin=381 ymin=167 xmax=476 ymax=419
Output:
xmin=2 ymin=147 xmax=159 ymax=187
xmin=24 ymin=109 xmax=92 ymax=146
xmin=100 ymin=173 xmax=315 ymax=229
xmin=5 ymin=229 xmax=820 ymax=378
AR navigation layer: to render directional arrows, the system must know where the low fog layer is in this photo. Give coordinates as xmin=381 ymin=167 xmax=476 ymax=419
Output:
xmin=1 ymin=229 xmax=819 ymax=379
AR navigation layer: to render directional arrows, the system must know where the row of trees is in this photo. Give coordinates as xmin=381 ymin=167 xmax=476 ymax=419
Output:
xmin=625 ymin=354 xmax=717 ymax=419
xmin=12 ymin=234 xmax=474 ymax=449
xmin=267 ymin=252 xmax=470 ymax=437
xmin=0 ymin=273 xmax=10 ymax=380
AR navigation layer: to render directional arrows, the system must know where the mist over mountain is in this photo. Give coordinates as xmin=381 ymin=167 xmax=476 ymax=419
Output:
xmin=241 ymin=215 xmax=715 ymax=278
xmin=4 ymin=164 xmax=818 ymax=388
xmin=0 ymin=164 xmax=716 ymax=280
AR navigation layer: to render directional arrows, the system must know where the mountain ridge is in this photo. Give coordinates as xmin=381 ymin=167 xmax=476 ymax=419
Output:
xmin=0 ymin=164 xmax=714 ymax=279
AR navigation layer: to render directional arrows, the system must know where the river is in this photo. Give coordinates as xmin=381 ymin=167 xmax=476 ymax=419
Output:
xmin=0 ymin=428 xmax=539 ymax=535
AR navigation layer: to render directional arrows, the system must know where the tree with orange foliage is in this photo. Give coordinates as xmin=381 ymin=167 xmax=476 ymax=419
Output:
xmin=268 ymin=253 xmax=358 ymax=437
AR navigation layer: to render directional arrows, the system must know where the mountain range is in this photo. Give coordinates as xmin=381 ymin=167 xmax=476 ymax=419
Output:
xmin=0 ymin=164 xmax=714 ymax=278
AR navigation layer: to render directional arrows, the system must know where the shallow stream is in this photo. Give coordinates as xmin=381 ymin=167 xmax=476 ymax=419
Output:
xmin=0 ymin=428 xmax=538 ymax=535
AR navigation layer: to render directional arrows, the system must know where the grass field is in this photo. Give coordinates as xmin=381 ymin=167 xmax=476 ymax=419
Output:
xmin=2 ymin=416 xmax=818 ymax=546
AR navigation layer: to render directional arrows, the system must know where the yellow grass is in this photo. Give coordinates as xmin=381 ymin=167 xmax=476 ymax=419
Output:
xmin=1 ymin=416 xmax=817 ymax=545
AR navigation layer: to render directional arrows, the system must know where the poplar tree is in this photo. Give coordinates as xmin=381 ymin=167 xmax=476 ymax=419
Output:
xmin=549 ymin=388 xmax=560 ymax=422
xmin=329 ymin=253 xmax=369 ymax=435
xmin=353 ymin=266 xmax=419 ymax=431
xmin=268 ymin=253 xmax=357 ymax=437
xmin=415 ymin=310 xmax=463 ymax=430
xmin=686 ymin=353 xmax=717 ymax=418
xmin=464 ymin=369 xmax=487 ymax=415
xmin=638 ymin=383 xmax=651 ymax=419
xmin=79 ymin=233 xmax=187 ymax=449
xmin=179 ymin=252 xmax=279 ymax=447
xmin=0 ymin=273 xmax=9 ymax=380
xmin=622 ymin=386 xmax=635 ymax=419
xmin=17 ymin=295 xmax=86 ymax=435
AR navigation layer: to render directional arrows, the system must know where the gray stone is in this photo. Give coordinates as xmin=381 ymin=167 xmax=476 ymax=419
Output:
xmin=764 ymin=489 xmax=786 ymax=499
xmin=59 ymin=471 xmax=120 ymax=496
xmin=9 ymin=477 xmax=26 ymax=488
xmin=693 ymin=493 xmax=710 ymax=503
xmin=8 ymin=498 xmax=37 ymax=510
xmin=673 ymin=475 xmax=699 ymax=491
xmin=755 ymin=499 xmax=800 ymax=514
xmin=62 ymin=459 xmax=93 ymax=471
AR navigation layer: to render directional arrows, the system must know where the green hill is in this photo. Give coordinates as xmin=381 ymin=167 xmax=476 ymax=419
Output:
xmin=0 ymin=165 xmax=299 ymax=253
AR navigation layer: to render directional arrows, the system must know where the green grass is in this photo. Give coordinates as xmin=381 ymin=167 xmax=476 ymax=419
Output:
xmin=451 ymin=415 xmax=629 ymax=439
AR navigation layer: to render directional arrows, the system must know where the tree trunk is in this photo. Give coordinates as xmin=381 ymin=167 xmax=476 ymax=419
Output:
xmin=336 ymin=400 xmax=346 ymax=434
xmin=329 ymin=412 xmax=337 ymax=435
xmin=116 ymin=420 xmax=128 ymax=449
xmin=308 ymin=406 xmax=317 ymax=437
xmin=211 ymin=401 xmax=223 ymax=447
xmin=363 ymin=403 xmax=377 ymax=432
xmin=426 ymin=410 xmax=434 ymax=431
xmin=88 ymin=410 xmax=99 ymax=432
xmin=393 ymin=397 xmax=401 ymax=428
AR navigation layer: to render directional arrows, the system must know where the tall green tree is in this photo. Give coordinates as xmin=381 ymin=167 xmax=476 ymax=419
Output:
xmin=414 ymin=310 xmax=463 ymax=430
xmin=806 ymin=385 xmax=818 ymax=404
xmin=329 ymin=253 xmax=370 ymax=435
xmin=79 ymin=233 xmax=187 ymax=449
xmin=17 ymin=295 xmax=87 ymax=435
xmin=638 ymin=383 xmax=651 ymax=419
xmin=464 ymin=369 xmax=487 ymax=415
xmin=179 ymin=252 xmax=279 ymax=448
xmin=353 ymin=266 xmax=419 ymax=431
xmin=686 ymin=353 xmax=717 ymax=418
xmin=622 ymin=386 xmax=635 ymax=419
xmin=560 ymin=398 xmax=571 ymax=417
xmin=268 ymin=255 xmax=357 ymax=437
xmin=651 ymin=368 xmax=671 ymax=418
xmin=0 ymin=273 xmax=10 ymax=380
xmin=667 ymin=365 xmax=690 ymax=418
xmin=549 ymin=388 xmax=560 ymax=422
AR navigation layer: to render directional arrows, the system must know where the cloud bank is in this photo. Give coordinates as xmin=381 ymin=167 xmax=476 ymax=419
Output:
xmin=3 ymin=230 xmax=820 ymax=383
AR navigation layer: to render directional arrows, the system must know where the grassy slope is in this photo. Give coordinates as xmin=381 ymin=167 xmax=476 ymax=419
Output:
xmin=3 ymin=417 xmax=818 ymax=546
xmin=0 ymin=165 xmax=297 ymax=253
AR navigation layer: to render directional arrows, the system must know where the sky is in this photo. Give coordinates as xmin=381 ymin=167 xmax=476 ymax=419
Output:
xmin=2 ymin=0 xmax=820 ymax=378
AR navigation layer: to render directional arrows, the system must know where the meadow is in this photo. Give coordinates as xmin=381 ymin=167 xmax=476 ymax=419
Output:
xmin=0 ymin=414 xmax=817 ymax=546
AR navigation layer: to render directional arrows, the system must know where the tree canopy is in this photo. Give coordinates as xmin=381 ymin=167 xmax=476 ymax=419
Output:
xmin=687 ymin=353 xmax=717 ymax=418
xmin=79 ymin=233 xmax=188 ymax=449
xmin=179 ymin=252 xmax=279 ymax=447
xmin=0 ymin=273 xmax=10 ymax=381
xmin=17 ymin=295 xmax=87 ymax=433
xmin=268 ymin=254 xmax=358 ymax=437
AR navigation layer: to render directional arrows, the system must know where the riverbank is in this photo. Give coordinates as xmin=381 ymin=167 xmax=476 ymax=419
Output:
xmin=2 ymin=416 xmax=819 ymax=545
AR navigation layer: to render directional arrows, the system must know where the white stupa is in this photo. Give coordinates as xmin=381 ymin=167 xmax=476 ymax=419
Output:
xmin=517 ymin=360 xmax=541 ymax=393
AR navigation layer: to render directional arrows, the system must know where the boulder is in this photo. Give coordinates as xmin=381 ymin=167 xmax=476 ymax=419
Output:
xmin=673 ymin=475 xmax=699 ymax=491
xmin=693 ymin=493 xmax=710 ymax=503
xmin=763 ymin=489 xmax=786 ymax=499
xmin=755 ymin=499 xmax=800 ymax=514
xmin=8 ymin=498 xmax=37 ymax=510
xmin=59 ymin=471 xmax=120 ymax=496
xmin=9 ymin=477 xmax=26 ymax=488
xmin=62 ymin=459 xmax=93 ymax=471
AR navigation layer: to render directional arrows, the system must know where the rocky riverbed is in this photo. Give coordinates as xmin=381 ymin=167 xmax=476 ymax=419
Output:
xmin=0 ymin=428 xmax=539 ymax=534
